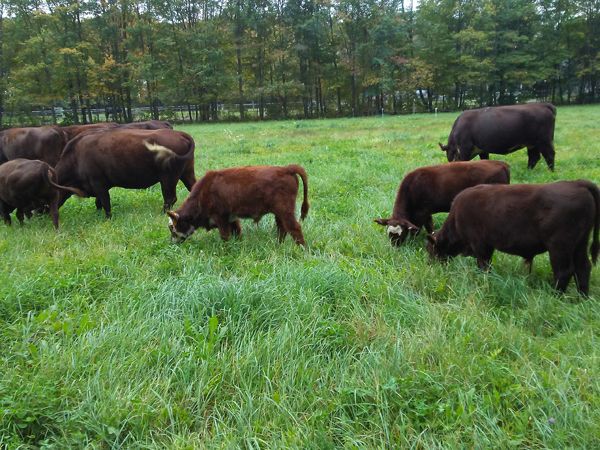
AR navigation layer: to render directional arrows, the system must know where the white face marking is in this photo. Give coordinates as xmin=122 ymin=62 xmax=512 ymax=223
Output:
xmin=168 ymin=217 xmax=174 ymax=227
xmin=387 ymin=225 xmax=404 ymax=236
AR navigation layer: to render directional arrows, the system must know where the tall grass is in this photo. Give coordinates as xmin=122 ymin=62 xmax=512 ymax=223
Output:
xmin=1 ymin=105 xmax=599 ymax=447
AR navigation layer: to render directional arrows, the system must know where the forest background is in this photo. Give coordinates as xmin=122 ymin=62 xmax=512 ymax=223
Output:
xmin=0 ymin=0 xmax=598 ymax=126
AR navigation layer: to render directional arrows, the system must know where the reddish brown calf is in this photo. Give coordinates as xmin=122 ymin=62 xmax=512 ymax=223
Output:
xmin=167 ymin=164 xmax=309 ymax=245
xmin=375 ymin=160 xmax=510 ymax=245
xmin=427 ymin=180 xmax=599 ymax=295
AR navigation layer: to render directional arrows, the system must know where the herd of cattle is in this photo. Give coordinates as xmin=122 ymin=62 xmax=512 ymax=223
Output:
xmin=0 ymin=102 xmax=598 ymax=295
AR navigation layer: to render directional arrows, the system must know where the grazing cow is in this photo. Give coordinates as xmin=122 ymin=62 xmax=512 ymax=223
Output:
xmin=119 ymin=120 xmax=173 ymax=130
xmin=0 ymin=159 xmax=85 ymax=228
xmin=56 ymin=128 xmax=197 ymax=217
xmin=0 ymin=126 xmax=67 ymax=166
xmin=375 ymin=160 xmax=510 ymax=246
xmin=439 ymin=103 xmax=557 ymax=170
xmin=426 ymin=181 xmax=599 ymax=295
xmin=167 ymin=164 xmax=309 ymax=246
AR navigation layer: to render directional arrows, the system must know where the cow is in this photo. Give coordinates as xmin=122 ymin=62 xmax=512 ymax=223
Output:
xmin=118 ymin=120 xmax=173 ymax=130
xmin=0 ymin=159 xmax=85 ymax=228
xmin=55 ymin=128 xmax=197 ymax=217
xmin=375 ymin=160 xmax=510 ymax=246
xmin=167 ymin=164 xmax=309 ymax=246
xmin=61 ymin=122 xmax=120 ymax=141
xmin=439 ymin=103 xmax=557 ymax=170
xmin=0 ymin=126 xmax=67 ymax=167
xmin=426 ymin=180 xmax=599 ymax=295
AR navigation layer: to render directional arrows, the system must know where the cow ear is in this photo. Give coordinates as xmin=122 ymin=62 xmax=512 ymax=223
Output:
xmin=426 ymin=234 xmax=436 ymax=245
xmin=374 ymin=218 xmax=389 ymax=226
xmin=167 ymin=211 xmax=179 ymax=222
xmin=402 ymin=219 xmax=419 ymax=233
xmin=438 ymin=142 xmax=448 ymax=152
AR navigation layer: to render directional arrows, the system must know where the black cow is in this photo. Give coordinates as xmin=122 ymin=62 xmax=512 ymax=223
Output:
xmin=439 ymin=103 xmax=557 ymax=170
xmin=427 ymin=180 xmax=599 ymax=295
xmin=0 ymin=159 xmax=85 ymax=228
xmin=56 ymin=128 xmax=196 ymax=217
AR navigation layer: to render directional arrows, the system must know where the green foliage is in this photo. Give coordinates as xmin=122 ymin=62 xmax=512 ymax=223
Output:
xmin=1 ymin=106 xmax=600 ymax=446
xmin=1 ymin=0 xmax=599 ymax=127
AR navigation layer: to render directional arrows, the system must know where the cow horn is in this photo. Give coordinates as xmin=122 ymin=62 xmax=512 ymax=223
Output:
xmin=167 ymin=211 xmax=180 ymax=221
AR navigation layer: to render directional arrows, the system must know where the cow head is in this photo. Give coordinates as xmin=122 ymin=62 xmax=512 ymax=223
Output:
xmin=438 ymin=142 xmax=458 ymax=162
xmin=426 ymin=231 xmax=462 ymax=262
xmin=426 ymin=233 xmax=440 ymax=258
xmin=167 ymin=211 xmax=196 ymax=243
xmin=374 ymin=218 xmax=419 ymax=246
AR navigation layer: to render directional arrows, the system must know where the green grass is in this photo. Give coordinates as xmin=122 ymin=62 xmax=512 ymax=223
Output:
xmin=1 ymin=105 xmax=599 ymax=448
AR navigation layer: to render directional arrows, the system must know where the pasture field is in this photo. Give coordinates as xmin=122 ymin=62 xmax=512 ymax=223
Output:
xmin=1 ymin=105 xmax=599 ymax=448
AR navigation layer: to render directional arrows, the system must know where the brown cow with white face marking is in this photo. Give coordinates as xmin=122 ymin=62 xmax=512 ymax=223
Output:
xmin=56 ymin=128 xmax=196 ymax=217
xmin=375 ymin=160 xmax=510 ymax=246
xmin=0 ymin=126 xmax=67 ymax=167
xmin=167 ymin=164 xmax=309 ymax=246
xmin=427 ymin=180 xmax=599 ymax=295
xmin=0 ymin=159 xmax=85 ymax=228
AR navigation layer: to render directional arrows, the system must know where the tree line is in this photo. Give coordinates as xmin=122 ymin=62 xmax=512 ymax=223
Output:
xmin=0 ymin=0 xmax=598 ymax=126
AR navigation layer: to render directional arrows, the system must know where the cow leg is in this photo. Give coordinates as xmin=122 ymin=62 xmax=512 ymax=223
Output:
xmin=540 ymin=143 xmax=555 ymax=171
xmin=527 ymin=147 xmax=541 ymax=169
xmin=474 ymin=245 xmax=493 ymax=271
xmin=424 ymin=215 xmax=434 ymax=234
xmin=479 ymin=153 xmax=489 ymax=160
xmin=180 ymin=161 xmax=196 ymax=191
xmin=230 ymin=219 xmax=242 ymax=238
xmin=160 ymin=177 xmax=178 ymax=212
xmin=524 ymin=257 xmax=534 ymax=274
xmin=549 ymin=249 xmax=574 ymax=293
xmin=95 ymin=189 xmax=112 ymax=219
xmin=95 ymin=197 xmax=103 ymax=211
xmin=0 ymin=201 xmax=12 ymax=226
xmin=16 ymin=209 xmax=25 ymax=226
xmin=214 ymin=216 xmax=231 ymax=241
xmin=275 ymin=215 xmax=287 ymax=242
xmin=49 ymin=198 xmax=60 ymax=230
xmin=279 ymin=213 xmax=305 ymax=246
xmin=573 ymin=244 xmax=592 ymax=296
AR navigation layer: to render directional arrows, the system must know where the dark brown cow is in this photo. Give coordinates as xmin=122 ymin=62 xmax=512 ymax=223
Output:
xmin=118 ymin=120 xmax=173 ymax=130
xmin=0 ymin=159 xmax=85 ymax=228
xmin=439 ymin=103 xmax=557 ymax=170
xmin=61 ymin=122 xmax=120 ymax=141
xmin=167 ymin=164 xmax=309 ymax=246
xmin=427 ymin=181 xmax=599 ymax=295
xmin=0 ymin=126 xmax=67 ymax=166
xmin=56 ymin=128 xmax=196 ymax=217
xmin=375 ymin=160 xmax=510 ymax=245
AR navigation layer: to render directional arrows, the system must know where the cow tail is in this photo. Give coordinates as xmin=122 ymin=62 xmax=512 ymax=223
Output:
xmin=0 ymin=131 xmax=6 ymax=164
xmin=179 ymin=133 xmax=196 ymax=162
xmin=288 ymin=164 xmax=309 ymax=220
xmin=45 ymin=168 xmax=86 ymax=197
xmin=502 ymin=162 xmax=511 ymax=184
xmin=585 ymin=181 xmax=600 ymax=265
